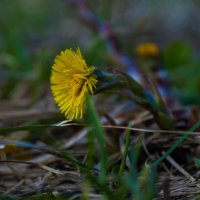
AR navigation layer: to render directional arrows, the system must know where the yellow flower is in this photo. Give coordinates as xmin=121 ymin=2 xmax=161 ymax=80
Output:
xmin=136 ymin=42 xmax=159 ymax=58
xmin=50 ymin=48 xmax=97 ymax=120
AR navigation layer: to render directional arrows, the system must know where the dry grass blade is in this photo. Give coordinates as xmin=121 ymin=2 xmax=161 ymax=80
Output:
xmin=162 ymin=151 xmax=195 ymax=182
xmin=0 ymin=160 xmax=64 ymax=175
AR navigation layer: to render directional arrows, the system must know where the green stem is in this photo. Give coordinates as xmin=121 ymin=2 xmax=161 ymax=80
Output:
xmin=86 ymin=95 xmax=107 ymax=184
xmin=118 ymin=126 xmax=131 ymax=176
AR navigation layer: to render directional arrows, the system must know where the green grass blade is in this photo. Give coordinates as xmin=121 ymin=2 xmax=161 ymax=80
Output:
xmin=124 ymin=134 xmax=144 ymax=200
xmin=118 ymin=125 xmax=131 ymax=176
xmin=86 ymin=95 xmax=107 ymax=185
xmin=152 ymin=120 xmax=200 ymax=167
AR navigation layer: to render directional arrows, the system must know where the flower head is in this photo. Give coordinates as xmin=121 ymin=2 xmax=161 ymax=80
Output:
xmin=50 ymin=48 xmax=97 ymax=120
xmin=136 ymin=42 xmax=159 ymax=58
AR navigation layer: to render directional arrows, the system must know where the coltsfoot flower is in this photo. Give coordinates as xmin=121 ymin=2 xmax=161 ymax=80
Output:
xmin=50 ymin=48 xmax=97 ymax=120
xmin=136 ymin=42 xmax=159 ymax=58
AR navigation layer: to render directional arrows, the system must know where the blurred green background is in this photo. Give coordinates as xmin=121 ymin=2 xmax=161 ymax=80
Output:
xmin=0 ymin=0 xmax=200 ymax=106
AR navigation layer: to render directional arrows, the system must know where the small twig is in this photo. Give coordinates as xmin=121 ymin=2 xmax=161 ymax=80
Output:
xmin=0 ymin=160 xmax=64 ymax=175
xmin=35 ymin=171 xmax=53 ymax=193
xmin=162 ymin=151 xmax=195 ymax=182
xmin=130 ymin=111 xmax=153 ymax=126
xmin=2 ymin=122 xmax=200 ymax=135
xmin=3 ymin=179 xmax=25 ymax=195
xmin=54 ymin=121 xmax=200 ymax=135
xmin=102 ymin=125 xmax=200 ymax=135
